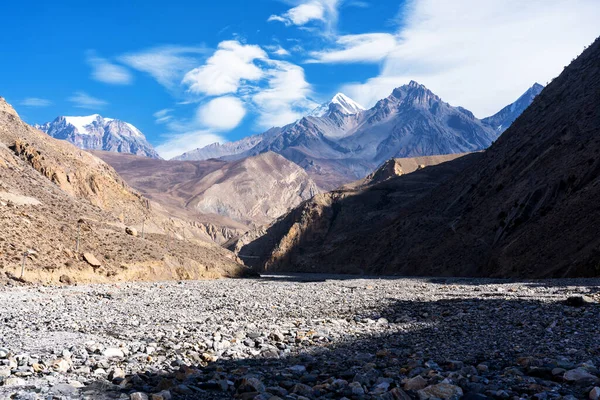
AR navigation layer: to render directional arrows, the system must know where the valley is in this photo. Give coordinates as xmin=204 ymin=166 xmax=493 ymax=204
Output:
xmin=1 ymin=2 xmax=599 ymax=399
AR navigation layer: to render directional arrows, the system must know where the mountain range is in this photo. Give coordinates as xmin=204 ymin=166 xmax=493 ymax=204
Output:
xmin=174 ymin=81 xmax=543 ymax=190
xmin=35 ymin=114 xmax=160 ymax=159
xmin=237 ymin=37 xmax=600 ymax=278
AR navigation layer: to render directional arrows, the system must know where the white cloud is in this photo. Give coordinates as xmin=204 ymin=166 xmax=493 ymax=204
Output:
xmin=252 ymin=60 xmax=318 ymax=129
xmin=307 ymin=33 xmax=397 ymax=63
xmin=182 ymin=41 xmax=267 ymax=96
xmin=155 ymin=130 xmax=226 ymax=160
xmin=120 ymin=45 xmax=207 ymax=90
xmin=87 ymin=52 xmax=132 ymax=85
xmin=68 ymin=92 xmax=107 ymax=109
xmin=268 ymin=0 xmax=340 ymax=32
xmin=265 ymin=45 xmax=291 ymax=57
xmin=20 ymin=98 xmax=52 ymax=107
xmin=153 ymin=108 xmax=174 ymax=124
xmin=197 ymin=96 xmax=247 ymax=131
xmin=341 ymin=0 xmax=600 ymax=117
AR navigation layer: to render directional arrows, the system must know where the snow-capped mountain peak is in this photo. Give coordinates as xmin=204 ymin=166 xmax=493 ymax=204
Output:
xmin=309 ymin=93 xmax=365 ymax=117
xmin=35 ymin=115 xmax=159 ymax=158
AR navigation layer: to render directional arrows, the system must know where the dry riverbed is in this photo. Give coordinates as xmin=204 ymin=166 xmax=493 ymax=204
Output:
xmin=1 ymin=274 xmax=600 ymax=400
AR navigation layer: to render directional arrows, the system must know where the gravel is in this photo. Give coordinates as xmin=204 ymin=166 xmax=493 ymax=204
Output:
xmin=1 ymin=274 xmax=600 ymax=399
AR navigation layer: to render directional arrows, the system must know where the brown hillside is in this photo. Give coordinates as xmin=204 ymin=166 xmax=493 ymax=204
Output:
xmin=0 ymin=98 xmax=249 ymax=284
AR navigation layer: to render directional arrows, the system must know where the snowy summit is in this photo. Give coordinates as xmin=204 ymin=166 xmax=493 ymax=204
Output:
xmin=309 ymin=93 xmax=365 ymax=118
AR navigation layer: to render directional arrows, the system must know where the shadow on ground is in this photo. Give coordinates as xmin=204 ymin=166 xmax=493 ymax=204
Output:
xmin=79 ymin=293 xmax=600 ymax=399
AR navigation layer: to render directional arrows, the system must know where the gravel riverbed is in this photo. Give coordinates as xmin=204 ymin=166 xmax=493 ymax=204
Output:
xmin=1 ymin=274 xmax=600 ymax=400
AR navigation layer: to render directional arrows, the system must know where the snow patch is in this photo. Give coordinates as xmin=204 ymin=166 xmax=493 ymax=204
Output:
xmin=64 ymin=115 xmax=101 ymax=135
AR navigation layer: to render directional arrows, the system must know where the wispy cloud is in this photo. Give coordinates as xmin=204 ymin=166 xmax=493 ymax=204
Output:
xmin=87 ymin=51 xmax=133 ymax=85
xmin=120 ymin=45 xmax=208 ymax=90
xmin=68 ymin=92 xmax=108 ymax=109
xmin=268 ymin=0 xmax=340 ymax=34
xmin=265 ymin=45 xmax=291 ymax=57
xmin=342 ymin=0 xmax=600 ymax=117
xmin=20 ymin=97 xmax=52 ymax=107
xmin=307 ymin=33 xmax=397 ymax=63
xmin=153 ymin=108 xmax=174 ymax=124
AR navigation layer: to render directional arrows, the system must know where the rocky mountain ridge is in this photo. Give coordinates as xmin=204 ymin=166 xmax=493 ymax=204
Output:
xmin=482 ymin=83 xmax=544 ymax=133
xmin=35 ymin=114 xmax=160 ymax=159
xmin=176 ymin=82 xmax=537 ymax=190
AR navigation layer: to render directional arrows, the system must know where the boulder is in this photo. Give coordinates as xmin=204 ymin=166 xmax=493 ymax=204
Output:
xmin=126 ymin=226 xmax=138 ymax=237
xmin=83 ymin=252 xmax=101 ymax=268
xmin=418 ymin=383 xmax=463 ymax=400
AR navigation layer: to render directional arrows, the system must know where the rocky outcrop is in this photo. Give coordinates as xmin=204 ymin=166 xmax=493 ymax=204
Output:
xmin=358 ymin=153 xmax=469 ymax=188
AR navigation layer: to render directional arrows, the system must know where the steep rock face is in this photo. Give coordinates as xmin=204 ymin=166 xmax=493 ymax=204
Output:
xmin=36 ymin=115 xmax=160 ymax=159
xmin=358 ymin=153 xmax=469 ymax=187
xmin=176 ymin=83 xmax=498 ymax=190
xmin=0 ymin=98 xmax=247 ymax=284
xmin=482 ymin=83 xmax=544 ymax=133
xmin=241 ymin=36 xmax=600 ymax=278
xmin=95 ymin=151 xmax=320 ymax=229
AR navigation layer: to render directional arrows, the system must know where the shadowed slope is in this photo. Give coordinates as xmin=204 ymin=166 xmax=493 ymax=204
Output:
xmin=242 ymin=36 xmax=600 ymax=278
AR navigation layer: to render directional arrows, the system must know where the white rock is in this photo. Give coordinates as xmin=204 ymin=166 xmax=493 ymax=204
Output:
xmin=103 ymin=348 xmax=125 ymax=358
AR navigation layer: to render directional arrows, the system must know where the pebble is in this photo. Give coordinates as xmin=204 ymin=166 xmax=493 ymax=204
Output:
xmin=0 ymin=275 xmax=598 ymax=400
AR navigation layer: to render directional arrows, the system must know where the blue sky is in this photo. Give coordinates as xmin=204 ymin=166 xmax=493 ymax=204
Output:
xmin=1 ymin=0 xmax=599 ymax=159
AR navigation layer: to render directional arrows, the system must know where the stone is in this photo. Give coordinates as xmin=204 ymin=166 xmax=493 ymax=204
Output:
xmin=564 ymin=368 xmax=598 ymax=384
xmin=405 ymin=375 xmax=428 ymax=391
xmin=108 ymin=367 xmax=125 ymax=380
xmin=291 ymin=383 xmax=314 ymax=397
xmin=150 ymin=391 xmax=172 ymax=400
xmin=0 ymin=348 xmax=9 ymax=358
xmin=3 ymin=377 xmax=26 ymax=386
xmin=103 ymin=348 xmax=125 ymax=358
xmin=131 ymin=393 xmax=149 ymax=400
xmin=52 ymin=358 xmax=70 ymax=373
xmin=0 ymin=366 xmax=11 ymax=377
xmin=59 ymin=274 xmax=73 ymax=284
xmin=237 ymin=377 xmax=266 ymax=393
xmin=590 ymin=387 xmax=600 ymax=400
xmin=83 ymin=252 xmax=102 ymax=268
xmin=348 ymin=381 xmax=365 ymax=395
xmin=288 ymin=365 xmax=307 ymax=374
xmin=270 ymin=331 xmax=285 ymax=342
xmin=126 ymin=227 xmax=138 ymax=237
xmin=417 ymin=383 xmax=464 ymax=400
xmin=565 ymin=296 xmax=595 ymax=307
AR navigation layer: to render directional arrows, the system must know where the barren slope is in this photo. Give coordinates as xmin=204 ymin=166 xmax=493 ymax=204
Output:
xmin=0 ymin=98 xmax=248 ymax=284
xmin=96 ymin=151 xmax=319 ymax=228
